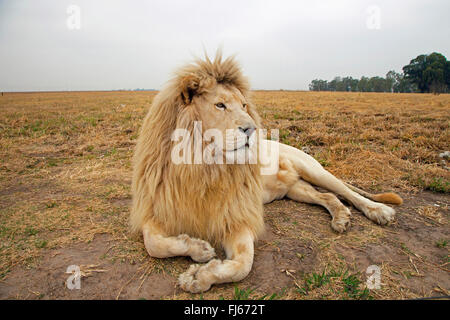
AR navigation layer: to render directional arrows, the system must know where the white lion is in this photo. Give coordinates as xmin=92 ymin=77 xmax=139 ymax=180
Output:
xmin=130 ymin=52 xmax=402 ymax=293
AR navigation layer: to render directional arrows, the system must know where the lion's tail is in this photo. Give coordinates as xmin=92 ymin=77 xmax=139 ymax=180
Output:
xmin=344 ymin=182 xmax=403 ymax=205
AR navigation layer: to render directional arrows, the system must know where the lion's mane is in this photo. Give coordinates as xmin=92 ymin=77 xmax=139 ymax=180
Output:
xmin=130 ymin=52 xmax=265 ymax=244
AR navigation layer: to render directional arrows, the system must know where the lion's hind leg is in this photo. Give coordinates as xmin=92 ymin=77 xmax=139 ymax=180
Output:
xmin=286 ymin=179 xmax=351 ymax=233
xmin=281 ymin=143 xmax=396 ymax=225
xmin=297 ymin=166 xmax=396 ymax=225
xmin=142 ymin=221 xmax=216 ymax=263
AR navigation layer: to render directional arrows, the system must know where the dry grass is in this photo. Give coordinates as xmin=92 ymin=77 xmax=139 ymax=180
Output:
xmin=0 ymin=90 xmax=449 ymax=299
xmin=253 ymin=91 xmax=450 ymax=193
xmin=0 ymin=91 xmax=153 ymax=277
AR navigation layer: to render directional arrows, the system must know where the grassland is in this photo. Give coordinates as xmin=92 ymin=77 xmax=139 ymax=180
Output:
xmin=0 ymin=91 xmax=448 ymax=299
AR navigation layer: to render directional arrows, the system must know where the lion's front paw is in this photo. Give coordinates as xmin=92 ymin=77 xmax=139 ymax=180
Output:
xmin=188 ymin=238 xmax=216 ymax=263
xmin=179 ymin=264 xmax=204 ymax=293
xmin=178 ymin=259 xmax=221 ymax=293
xmin=364 ymin=204 xmax=395 ymax=225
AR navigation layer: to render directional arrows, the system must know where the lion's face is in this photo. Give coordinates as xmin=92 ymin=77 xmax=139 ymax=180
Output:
xmin=192 ymin=84 xmax=258 ymax=158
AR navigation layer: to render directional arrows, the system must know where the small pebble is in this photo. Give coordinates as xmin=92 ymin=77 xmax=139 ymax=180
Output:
xmin=439 ymin=151 xmax=450 ymax=159
xmin=301 ymin=146 xmax=311 ymax=154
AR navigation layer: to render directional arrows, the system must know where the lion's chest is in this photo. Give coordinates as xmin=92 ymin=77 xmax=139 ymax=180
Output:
xmin=152 ymin=179 xmax=264 ymax=243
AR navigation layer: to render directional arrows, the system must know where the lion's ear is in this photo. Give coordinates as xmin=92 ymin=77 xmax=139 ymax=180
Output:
xmin=179 ymin=74 xmax=199 ymax=105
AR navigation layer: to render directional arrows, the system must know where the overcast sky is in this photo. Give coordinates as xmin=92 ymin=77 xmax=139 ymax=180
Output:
xmin=0 ymin=0 xmax=449 ymax=91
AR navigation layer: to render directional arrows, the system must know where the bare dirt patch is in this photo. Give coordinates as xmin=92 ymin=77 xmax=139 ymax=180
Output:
xmin=0 ymin=234 xmax=176 ymax=300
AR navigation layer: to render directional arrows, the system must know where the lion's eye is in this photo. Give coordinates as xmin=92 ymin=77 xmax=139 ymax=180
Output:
xmin=215 ymin=103 xmax=226 ymax=110
xmin=242 ymin=103 xmax=247 ymax=109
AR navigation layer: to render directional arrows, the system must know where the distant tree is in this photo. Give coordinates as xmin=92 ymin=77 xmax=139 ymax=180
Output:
xmin=309 ymin=79 xmax=328 ymax=91
xmin=397 ymin=77 xmax=416 ymax=93
xmin=445 ymin=60 xmax=450 ymax=87
xmin=349 ymin=77 xmax=359 ymax=91
xmin=333 ymin=77 xmax=346 ymax=91
xmin=385 ymin=70 xmax=397 ymax=92
xmin=368 ymin=76 xmax=386 ymax=92
xmin=328 ymin=78 xmax=338 ymax=91
xmin=308 ymin=53 xmax=450 ymax=94
xmin=403 ymin=54 xmax=429 ymax=92
xmin=357 ymin=76 xmax=370 ymax=92
xmin=403 ymin=52 xmax=450 ymax=93
xmin=384 ymin=70 xmax=415 ymax=93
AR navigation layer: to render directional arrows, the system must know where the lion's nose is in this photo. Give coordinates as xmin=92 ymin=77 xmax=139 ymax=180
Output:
xmin=239 ymin=126 xmax=256 ymax=138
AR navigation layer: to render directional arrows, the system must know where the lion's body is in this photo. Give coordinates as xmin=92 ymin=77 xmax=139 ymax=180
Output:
xmin=132 ymin=146 xmax=265 ymax=244
xmin=131 ymin=52 xmax=403 ymax=293
xmin=130 ymin=53 xmax=265 ymax=245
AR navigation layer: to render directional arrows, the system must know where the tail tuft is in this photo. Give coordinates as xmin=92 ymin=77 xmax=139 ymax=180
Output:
xmin=372 ymin=192 xmax=403 ymax=205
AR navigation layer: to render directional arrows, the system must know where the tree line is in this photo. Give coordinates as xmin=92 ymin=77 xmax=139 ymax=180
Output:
xmin=309 ymin=52 xmax=450 ymax=93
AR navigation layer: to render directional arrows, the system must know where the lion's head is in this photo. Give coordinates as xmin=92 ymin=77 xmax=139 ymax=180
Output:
xmin=185 ymin=84 xmax=257 ymax=160
xmin=131 ymin=51 xmax=265 ymax=243
xmin=173 ymin=53 xmax=262 ymax=164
